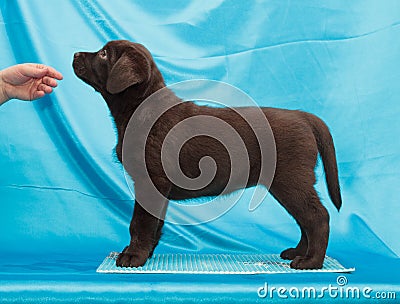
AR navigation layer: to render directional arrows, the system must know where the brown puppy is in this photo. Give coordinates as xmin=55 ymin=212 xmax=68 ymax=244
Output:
xmin=73 ymin=40 xmax=342 ymax=269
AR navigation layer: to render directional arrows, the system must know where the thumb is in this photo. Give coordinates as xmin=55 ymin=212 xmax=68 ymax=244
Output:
xmin=20 ymin=64 xmax=49 ymax=79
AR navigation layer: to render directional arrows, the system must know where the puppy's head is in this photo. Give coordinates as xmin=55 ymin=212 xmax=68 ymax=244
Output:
xmin=73 ymin=40 xmax=164 ymax=96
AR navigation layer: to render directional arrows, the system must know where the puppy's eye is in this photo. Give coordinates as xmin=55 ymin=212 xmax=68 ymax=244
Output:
xmin=99 ymin=49 xmax=107 ymax=59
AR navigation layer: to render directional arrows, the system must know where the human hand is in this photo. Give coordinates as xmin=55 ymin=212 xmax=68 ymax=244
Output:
xmin=0 ymin=63 xmax=63 ymax=105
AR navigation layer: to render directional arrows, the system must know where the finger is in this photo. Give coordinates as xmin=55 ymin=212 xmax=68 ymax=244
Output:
xmin=37 ymin=83 xmax=53 ymax=94
xmin=42 ymin=76 xmax=58 ymax=87
xmin=44 ymin=66 xmax=63 ymax=80
xmin=23 ymin=63 xmax=63 ymax=80
xmin=20 ymin=64 xmax=49 ymax=79
xmin=32 ymin=90 xmax=46 ymax=100
xmin=33 ymin=63 xmax=63 ymax=80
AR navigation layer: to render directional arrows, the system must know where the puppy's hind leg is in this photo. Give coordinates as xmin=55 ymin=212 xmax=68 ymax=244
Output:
xmin=271 ymin=181 xmax=329 ymax=269
xmin=270 ymin=189 xmax=308 ymax=260
xmin=280 ymin=227 xmax=308 ymax=260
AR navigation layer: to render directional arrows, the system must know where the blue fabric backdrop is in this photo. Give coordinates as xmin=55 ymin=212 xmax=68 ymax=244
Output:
xmin=0 ymin=0 xmax=399 ymax=302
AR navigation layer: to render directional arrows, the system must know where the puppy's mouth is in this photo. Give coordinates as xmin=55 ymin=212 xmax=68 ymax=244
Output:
xmin=73 ymin=56 xmax=102 ymax=93
xmin=72 ymin=56 xmax=87 ymax=77
xmin=74 ymin=64 xmax=86 ymax=76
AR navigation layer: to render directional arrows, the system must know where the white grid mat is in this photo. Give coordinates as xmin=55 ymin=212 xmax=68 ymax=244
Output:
xmin=97 ymin=252 xmax=355 ymax=274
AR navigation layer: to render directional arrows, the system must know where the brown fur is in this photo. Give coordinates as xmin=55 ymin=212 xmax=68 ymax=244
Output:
xmin=73 ymin=40 xmax=342 ymax=269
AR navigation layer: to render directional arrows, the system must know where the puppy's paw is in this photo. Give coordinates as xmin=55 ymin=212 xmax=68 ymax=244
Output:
xmin=280 ymin=247 xmax=307 ymax=260
xmin=280 ymin=248 xmax=300 ymax=260
xmin=290 ymin=256 xmax=323 ymax=270
xmin=116 ymin=246 xmax=150 ymax=268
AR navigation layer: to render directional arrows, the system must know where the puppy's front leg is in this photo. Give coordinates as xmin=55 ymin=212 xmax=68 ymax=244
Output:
xmin=116 ymin=179 xmax=170 ymax=268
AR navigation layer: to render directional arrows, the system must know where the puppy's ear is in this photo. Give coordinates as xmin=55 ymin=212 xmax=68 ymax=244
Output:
xmin=106 ymin=52 xmax=150 ymax=94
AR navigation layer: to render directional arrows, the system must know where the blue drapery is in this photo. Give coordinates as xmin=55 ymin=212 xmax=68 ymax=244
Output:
xmin=0 ymin=0 xmax=399 ymax=302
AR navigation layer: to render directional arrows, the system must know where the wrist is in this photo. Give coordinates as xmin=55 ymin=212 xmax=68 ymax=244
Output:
xmin=0 ymin=70 xmax=10 ymax=105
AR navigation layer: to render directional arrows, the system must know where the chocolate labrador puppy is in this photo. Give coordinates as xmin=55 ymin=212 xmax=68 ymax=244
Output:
xmin=73 ymin=40 xmax=342 ymax=269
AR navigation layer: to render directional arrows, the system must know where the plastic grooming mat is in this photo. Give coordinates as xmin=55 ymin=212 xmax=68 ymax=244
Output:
xmin=97 ymin=252 xmax=355 ymax=274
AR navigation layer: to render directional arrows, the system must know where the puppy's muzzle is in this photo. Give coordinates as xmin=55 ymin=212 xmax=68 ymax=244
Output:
xmin=72 ymin=52 xmax=86 ymax=75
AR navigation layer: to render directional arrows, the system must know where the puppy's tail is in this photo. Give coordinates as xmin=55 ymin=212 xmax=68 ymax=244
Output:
xmin=305 ymin=113 xmax=342 ymax=211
